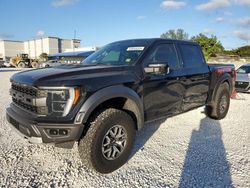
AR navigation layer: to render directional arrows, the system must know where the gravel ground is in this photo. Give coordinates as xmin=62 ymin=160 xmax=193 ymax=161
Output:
xmin=0 ymin=69 xmax=249 ymax=187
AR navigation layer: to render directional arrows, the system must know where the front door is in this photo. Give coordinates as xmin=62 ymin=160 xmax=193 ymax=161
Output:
xmin=142 ymin=43 xmax=185 ymax=121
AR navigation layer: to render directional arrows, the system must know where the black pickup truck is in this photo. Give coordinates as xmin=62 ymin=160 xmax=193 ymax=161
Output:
xmin=6 ymin=39 xmax=235 ymax=173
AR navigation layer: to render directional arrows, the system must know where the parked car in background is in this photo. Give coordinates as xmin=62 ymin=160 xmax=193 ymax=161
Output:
xmin=40 ymin=60 xmax=63 ymax=68
xmin=235 ymin=64 xmax=250 ymax=92
xmin=0 ymin=60 xmax=6 ymax=67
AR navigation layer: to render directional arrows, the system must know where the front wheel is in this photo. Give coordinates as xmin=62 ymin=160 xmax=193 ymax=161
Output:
xmin=78 ymin=108 xmax=136 ymax=173
xmin=205 ymin=83 xmax=230 ymax=120
xmin=17 ymin=61 xmax=26 ymax=68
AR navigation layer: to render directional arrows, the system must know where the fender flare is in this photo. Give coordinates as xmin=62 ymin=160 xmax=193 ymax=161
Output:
xmin=75 ymin=85 xmax=144 ymax=130
xmin=210 ymin=73 xmax=233 ymax=103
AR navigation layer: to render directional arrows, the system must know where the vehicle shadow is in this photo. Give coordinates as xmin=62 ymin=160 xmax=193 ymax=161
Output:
xmin=179 ymin=117 xmax=233 ymax=187
xmin=130 ymin=118 xmax=166 ymax=159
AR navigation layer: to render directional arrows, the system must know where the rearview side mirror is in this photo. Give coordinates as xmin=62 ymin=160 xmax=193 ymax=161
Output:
xmin=144 ymin=63 xmax=170 ymax=74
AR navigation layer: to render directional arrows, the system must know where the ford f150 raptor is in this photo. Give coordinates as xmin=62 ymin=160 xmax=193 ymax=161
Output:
xmin=6 ymin=39 xmax=235 ymax=173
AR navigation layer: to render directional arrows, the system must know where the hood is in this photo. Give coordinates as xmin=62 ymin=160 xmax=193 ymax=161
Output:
xmin=11 ymin=64 xmax=140 ymax=91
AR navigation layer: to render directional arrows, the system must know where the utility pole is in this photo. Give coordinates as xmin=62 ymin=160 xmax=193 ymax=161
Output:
xmin=73 ymin=30 xmax=76 ymax=52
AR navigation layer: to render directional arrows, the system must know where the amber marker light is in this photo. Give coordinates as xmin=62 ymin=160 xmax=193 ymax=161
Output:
xmin=73 ymin=88 xmax=80 ymax=105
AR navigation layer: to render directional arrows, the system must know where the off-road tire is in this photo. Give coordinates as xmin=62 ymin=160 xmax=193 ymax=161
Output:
xmin=78 ymin=108 xmax=136 ymax=174
xmin=205 ymin=83 xmax=230 ymax=120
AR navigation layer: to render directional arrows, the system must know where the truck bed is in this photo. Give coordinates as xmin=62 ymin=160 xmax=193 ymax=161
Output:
xmin=208 ymin=63 xmax=235 ymax=71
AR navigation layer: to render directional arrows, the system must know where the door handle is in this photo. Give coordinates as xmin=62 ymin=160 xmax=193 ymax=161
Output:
xmin=191 ymin=78 xmax=198 ymax=82
xmin=179 ymin=77 xmax=188 ymax=81
xmin=176 ymin=77 xmax=186 ymax=81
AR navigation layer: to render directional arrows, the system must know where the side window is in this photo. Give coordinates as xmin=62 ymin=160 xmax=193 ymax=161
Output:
xmin=145 ymin=43 xmax=179 ymax=70
xmin=179 ymin=44 xmax=204 ymax=68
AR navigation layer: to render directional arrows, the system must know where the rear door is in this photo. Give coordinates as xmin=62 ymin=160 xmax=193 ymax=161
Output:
xmin=177 ymin=43 xmax=210 ymax=111
xmin=142 ymin=42 xmax=186 ymax=121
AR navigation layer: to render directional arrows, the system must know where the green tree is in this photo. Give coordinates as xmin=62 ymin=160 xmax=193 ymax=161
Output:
xmin=191 ymin=34 xmax=224 ymax=60
xmin=161 ymin=29 xmax=189 ymax=40
xmin=224 ymin=46 xmax=250 ymax=57
xmin=235 ymin=46 xmax=250 ymax=57
xmin=39 ymin=53 xmax=48 ymax=61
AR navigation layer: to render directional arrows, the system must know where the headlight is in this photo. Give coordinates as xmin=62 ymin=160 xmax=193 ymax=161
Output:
xmin=40 ymin=87 xmax=80 ymax=117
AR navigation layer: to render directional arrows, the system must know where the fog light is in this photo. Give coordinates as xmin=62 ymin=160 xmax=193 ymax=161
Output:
xmin=59 ymin=129 xmax=68 ymax=136
xmin=49 ymin=129 xmax=58 ymax=135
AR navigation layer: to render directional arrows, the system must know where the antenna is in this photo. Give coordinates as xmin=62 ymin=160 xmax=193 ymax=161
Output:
xmin=74 ymin=29 xmax=76 ymax=40
xmin=73 ymin=30 xmax=76 ymax=52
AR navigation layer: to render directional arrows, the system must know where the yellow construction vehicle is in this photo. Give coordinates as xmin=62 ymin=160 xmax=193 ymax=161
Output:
xmin=10 ymin=54 xmax=39 ymax=68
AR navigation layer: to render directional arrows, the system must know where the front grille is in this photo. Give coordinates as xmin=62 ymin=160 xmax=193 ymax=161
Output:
xmin=235 ymin=81 xmax=249 ymax=90
xmin=10 ymin=82 xmax=48 ymax=115
xmin=11 ymin=83 xmax=37 ymax=97
xmin=12 ymin=98 xmax=37 ymax=113
xmin=11 ymin=82 xmax=39 ymax=113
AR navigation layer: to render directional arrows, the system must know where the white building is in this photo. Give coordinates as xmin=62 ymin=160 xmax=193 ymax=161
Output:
xmin=0 ymin=40 xmax=24 ymax=60
xmin=0 ymin=37 xmax=81 ymax=61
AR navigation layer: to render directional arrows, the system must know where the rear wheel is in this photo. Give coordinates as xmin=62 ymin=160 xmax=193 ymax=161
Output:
xmin=205 ymin=83 xmax=230 ymax=120
xmin=17 ymin=61 xmax=26 ymax=68
xmin=78 ymin=108 xmax=136 ymax=173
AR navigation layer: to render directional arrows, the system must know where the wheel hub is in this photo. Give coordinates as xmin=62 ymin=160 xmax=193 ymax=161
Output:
xmin=102 ymin=125 xmax=127 ymax=160
xmin=219 ymin=95 xmax=227 ymax=114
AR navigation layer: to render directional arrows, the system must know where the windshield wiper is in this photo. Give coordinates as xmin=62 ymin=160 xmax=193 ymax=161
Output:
xmin=81 ymin=62 xmax=112 ymax=66
xmin=93 ymin=62 xmax=110 ymax=66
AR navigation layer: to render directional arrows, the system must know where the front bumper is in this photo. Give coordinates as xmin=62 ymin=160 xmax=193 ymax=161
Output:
xmin=6 ymin=106 xmax=84 ymax=146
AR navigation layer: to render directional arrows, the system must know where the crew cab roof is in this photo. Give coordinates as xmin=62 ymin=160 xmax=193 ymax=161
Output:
xmin=113 ymin=38 xmax=198 ymax=46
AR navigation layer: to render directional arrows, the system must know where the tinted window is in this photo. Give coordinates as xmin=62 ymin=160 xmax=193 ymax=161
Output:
xmin=237 ymin=66 xmax=250 ymax=74
xmin=180 ymin=44 xmax=204 ymax=68
xmin=145 ymin=43 xmax=179 ymax=69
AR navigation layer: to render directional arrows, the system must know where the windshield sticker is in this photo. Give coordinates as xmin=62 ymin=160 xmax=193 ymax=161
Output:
xmin=127 ymin=47 xmax=145 ymax=51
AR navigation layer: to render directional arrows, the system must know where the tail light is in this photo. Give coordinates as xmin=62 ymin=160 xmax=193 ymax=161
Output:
xmin=232 ymin=69 xmax=236 ymax=81
xmin=231 ymin=68 xmax=237 ymax=99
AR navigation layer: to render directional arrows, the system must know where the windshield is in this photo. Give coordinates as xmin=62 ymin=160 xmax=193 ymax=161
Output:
xmin=236 ymin=66 xmax=250 ymax=74
xmin=81 ymin=40 xmax=150 ymax=66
